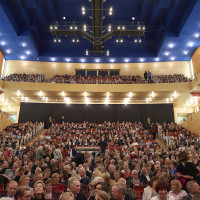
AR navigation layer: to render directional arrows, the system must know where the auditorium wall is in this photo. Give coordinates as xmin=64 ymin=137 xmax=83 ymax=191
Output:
xmin=19 ymin=103 xmax=174 ymax=128
xmin=0 ymin=112 xmax=13 ymax=130
xmin=181 ymin=110 xmax=200 ymax=135
xmin=192 ymin=47 xmax=200 ymax=75
xmin=5 ymin=60 xmax=191 ymax=80
xmin=0 ymin=51 xmax=4 ymax=75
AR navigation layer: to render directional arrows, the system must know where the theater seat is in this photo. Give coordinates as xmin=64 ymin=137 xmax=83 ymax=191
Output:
xmin=133 ymin=185 xmax=146 ymax=200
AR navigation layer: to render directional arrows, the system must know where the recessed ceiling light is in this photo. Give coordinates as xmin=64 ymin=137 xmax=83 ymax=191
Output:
xmin=81 ymin=58 xmax=85 ymax=62
xmin=168 ymin=43 xmax=174 ymax=48
xmin=183 ymin=51 xmax=188 ymax=55
xmin=26 ymin=50 xmax=31 ymax=55
xmin=21 ymin=42 xmax=26 ymax=47
xmin=164 ymin=52 xmax=169 ymax=56
xmin=125 ymin=58 xmax=129 ymax=63
xmin=96 ymin=59 xmax=100 ymax=63
xmin=140 ymin=58 xmax=144 ymax=62
xmin=155 ymin=58 xmax=159 ymax=62
xmin=195 ymin=33 xmax=199 ymax=38
xmin=66 ymin=58 xmax=70 ymax=62
xmin=110 ymin=59 xmax=114 ymax=63
xmin=188 ymin=42 xmax=194 ymax=47
xmin=6 ymin=49 xmax=11 ymax=54
xmin=20 ymin=55 xmax=25 ymax=60
xmin=51 ymin=57 xmax=56 ymax=62
xmin=1 ymin=41 xmax=6 ymax=46
xmin=170 ymin=57 xmax=175 ymax=61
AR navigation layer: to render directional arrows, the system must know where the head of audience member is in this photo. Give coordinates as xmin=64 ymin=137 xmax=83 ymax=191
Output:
xmin=52 ymin=173 xmax=60 ymax=185
xmin=170 ymin=180 xmax=182 ymax=194
xmin=186 ymin=181 xmax=200 ymax=195
xmin=79 ymin=167 xmax=86 ymax=178
xmin=192 ymin=193 xmax=200 ymax=200
xmin=154 ymin=169 xmax=162 ymax=177
xmin=132 ymin=170 xmax=139 ymax=180
xmin=178 ymin=151 xmax=189 ymax=163
xmin=16 ymin=186 xmax=31 ymax=200
xmin=44 ymin=180 xmax=53 ymax=194
xmin=111 ymin=182 xmax=126 ymax=200
xmin=156 ymin=182 xmax=170 ymax=200
xmin=34 ymin=172 xmax=43 ymax=182
xmin=68 ymin=177 xmax=81 ymax=196
xmin=149 ymin=176 xmax=159 ymax=189
xmin=43 ymin=169 xmax=51 ymax=180
xmin=19 ymin=175 xmax=30 ymax=186
xmin=95 ymin=191 xmax=110 ymax=200
xmin=159 ymin=173 xmax=170 ymax=183
xmin=32 ymin=180 xmax=46 ymax=200
xmin=114 ymin=172 xmax=120 ymax=181
xmin=6 ymin=180 xmax=18 ymax=198
xmin=95 ymin=182 xmax=110 ymax=194
xmin=118 ymin=178 xmax=126 ymax=185
xmin=59 ymin=192 xmax=74 ymax=200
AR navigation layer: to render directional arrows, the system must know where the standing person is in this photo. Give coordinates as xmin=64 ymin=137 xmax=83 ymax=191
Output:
xmin=144 ymin=71 xmax=148 ymax=81
xmin=99 ymin=137 xmax=107 ymax=154
xmin=148 ymin=70 xmax=151 ymax=81
xmin=68 ymin=177 xmax=87 ymax=200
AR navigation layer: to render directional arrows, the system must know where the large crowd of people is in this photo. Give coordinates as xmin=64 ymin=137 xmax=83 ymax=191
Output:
xmin=0 ymin=120 xmax=200 ymax=200
xmin=1 ymin=73 xmax=191 ymax=84
xmin=3 ymin=73 xmax=45 ymax=83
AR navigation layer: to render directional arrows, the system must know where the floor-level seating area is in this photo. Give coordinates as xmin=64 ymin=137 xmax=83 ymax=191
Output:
xmin=0 ymin=121 xmax=200 ymax=200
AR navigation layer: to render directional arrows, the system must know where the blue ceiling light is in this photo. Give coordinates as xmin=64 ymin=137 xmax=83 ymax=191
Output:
xmin=51 ymin=57 xmax=56 ymax=62
xmin=95 ymin=58 xmax=100 ymax=63
xmin=194 ymin=33 xmax=199 ymax=38
xmin=110 ymin=59 xmax=115 ymax=63
xmin=170 ymin=57 xmax=175 ymax=61
xmin=183 ymin=51 xmax=188 ymax=55
xmin=140 ymin=58 xmax=144 ymax=62
xmin=155 ymin=58 xmax=159 ymax=62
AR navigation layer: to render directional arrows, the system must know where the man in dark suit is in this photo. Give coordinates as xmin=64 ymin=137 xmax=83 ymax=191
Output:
xmin=0 ymin=180 xmax=18 ymax=198
xmin=68 ymin=177 xmax=87 ymax=200
xmin=182 ymin=181 xmax=200 ymax=200
xmin=111 ymin=182 xmax=135 ymax=200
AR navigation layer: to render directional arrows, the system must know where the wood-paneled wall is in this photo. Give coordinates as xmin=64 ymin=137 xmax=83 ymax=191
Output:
xmin=5 ymin=60 xmax=191 ymax=80
xmin=192 ymin=47 xmax=200 ymax=75
xmin=0 ymin=113 xmax=13 ymax=130
xmin=181 ymin=110 xmax=200 ymax=135
xmin=0 ymin=51 xmax=4 ymax=75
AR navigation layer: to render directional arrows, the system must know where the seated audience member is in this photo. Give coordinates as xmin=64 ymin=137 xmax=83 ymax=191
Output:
xmin=140 ymin=167 xmax=152 ymax=185
xmin=59 ymin=192 xmax=74 ymax=200
xmin=29 ymin=172 xmax=43 ymax=188
xmin=68 ymin=177 xmax=87 ymax=200
xmin=89 ymin=182 xmax=110 ymax=200
xmin=127 ymin=170 xmax=140 ymax=188
xmin=151 ymin=181 xmax=175 ymax=200
xmin=95 ymin=190 xmax=111 ymax=200
xmin=169 ymin=180 xmax=187 ymax=200
xmin=182 ymin=181 xmax=200 ymax=200
xmin=111 ymin=182 xmax=135 ymax=200
xmin=16 ymin=186 xmax=31 ymax=200
xmin=191 ymin=193 xmax=200 ymax=200
xmin=19 ymin=175 xmax=30 ymax=186
xmin=0 ymin=180 xmax=18 ymax=198
xmin=51 ymin=173 xmax=65 ymax=192
xmin=142 ymin=176 xmax=158 ymax=200
xmin=4 ymin=164 xmax=18 ymax=180
xmin=45 ymin=180 xmax=61 ymax=200
xmin=32 ymin=180 xmax=46 ymax=200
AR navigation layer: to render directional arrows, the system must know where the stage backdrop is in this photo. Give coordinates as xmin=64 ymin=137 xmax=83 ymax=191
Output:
xmin=19 ymin=103 xmax=174 ymax=128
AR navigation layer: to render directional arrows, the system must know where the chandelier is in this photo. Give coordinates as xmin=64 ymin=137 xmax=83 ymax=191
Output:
xmin=50 ymin=0 xmax=146 ymax=55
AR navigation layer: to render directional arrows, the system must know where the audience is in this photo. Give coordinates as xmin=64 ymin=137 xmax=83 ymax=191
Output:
xmin=0 ymin=120 xmax=200 ymax=200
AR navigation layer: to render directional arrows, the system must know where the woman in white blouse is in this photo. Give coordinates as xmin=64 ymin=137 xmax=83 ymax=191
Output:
xmin=169 ymin=180 xmax=187 ymax=200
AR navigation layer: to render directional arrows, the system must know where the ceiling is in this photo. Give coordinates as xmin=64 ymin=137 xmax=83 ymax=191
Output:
xmin=0 ymin=0 xmax=200 ymax=63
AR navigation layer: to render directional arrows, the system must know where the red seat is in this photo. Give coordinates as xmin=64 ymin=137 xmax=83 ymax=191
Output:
xmin=133 ymin=185 xmax=146 ymax=200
